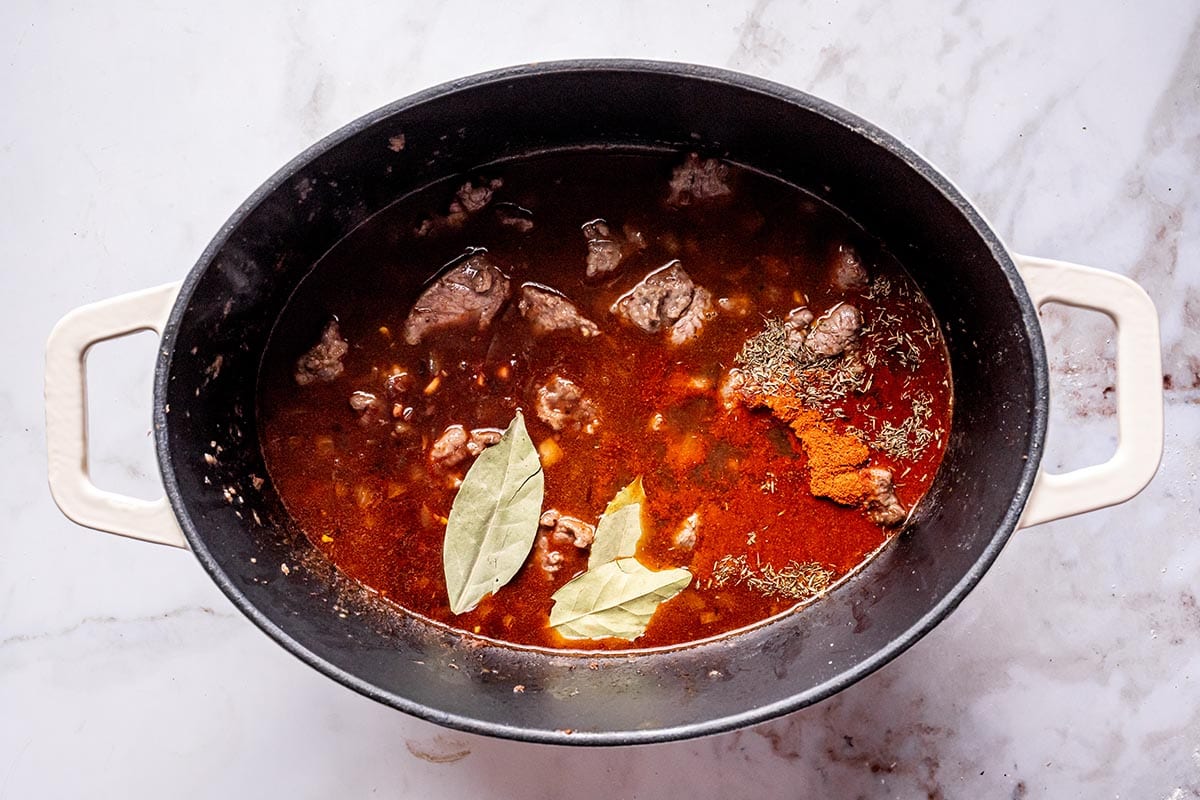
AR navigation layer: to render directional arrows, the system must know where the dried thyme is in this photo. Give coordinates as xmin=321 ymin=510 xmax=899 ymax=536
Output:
xmin=748 ymin=561 xmax=835 ymax=600
xmin=733 ymin=318 xmax=868 ymax=410
xmin=847 ymin=389 xmax=939 ymax=460
xmin=709 ymin=555 xmax=835 ymax=601
xmin=863 ymin=275 xmax=892 ymax=300
xmin=710 ymin=554 xmax=753 ymax=587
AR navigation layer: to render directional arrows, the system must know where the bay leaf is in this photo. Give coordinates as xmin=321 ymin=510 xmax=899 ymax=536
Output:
xmin=605 ymin=475 xmax=645 ymax=513
xmin=588 ymin=504 xmax=642 ymax=569
xmin=443 ymin=411 xmax=544 ymax=614
xmin=587 ymin=477 xmax=646 ymax=569
xmin=549 ymin=558 xmax=692 ymax=641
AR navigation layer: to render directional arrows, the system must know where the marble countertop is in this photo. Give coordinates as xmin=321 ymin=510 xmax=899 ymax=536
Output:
xmin=3 ymin=1 xmax=1198 ymax=797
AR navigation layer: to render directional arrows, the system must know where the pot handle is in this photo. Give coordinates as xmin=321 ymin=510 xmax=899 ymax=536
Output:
xmin=1013 ymin=255 xmax=1163 ymax=527
xmin=45 ymin=283 xmax=188 ymax=548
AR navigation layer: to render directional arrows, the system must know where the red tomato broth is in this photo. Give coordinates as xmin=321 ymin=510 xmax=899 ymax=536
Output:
xmin=257 ymin=151 xmax=952 ymax=650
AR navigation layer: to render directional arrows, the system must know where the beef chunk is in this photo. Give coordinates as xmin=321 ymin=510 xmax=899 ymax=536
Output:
xmin=429 ymin=424 xmax=503 ymax=469
xmin=582 ymin=219 xmax=624 ymax=277
xmin=581 ymin=219 xmax=646 ymax=278
xmin=402 ymin=254 xmax=511 ymax=345
xmin=495 ymin=202 xmax=534 ymax=232
xmin=539 ymin=509 xmax=596 ymax=549
xmin=611 ymin=262 xmax=713 ymax=344
xmin=861 ymin=467 xmax=906 ymax=526
xmin=786 ymin=306 xmax=815 ymax=329
xmin=430 ymin=425 xmax=469 ymax=468
xmin=294 ymin=320 xmax=348 ymax=385
xmin=535 ymin=375 xmax=599 ymax=433
xmin=668 ymin=285 xmax=713 ymax=345
xmin=351 ymin=389 xmax=416 ymax=437
xmin=429 ymin=425 xmax=469 ymax=468
xmin=611 ymin=264 xmax=694 ymax=334
xmin=452 ymin=178 xmax=501 ymax=215
xmin=830 ymin=245 xmax=869 ymax=291
xmin=348 ymin=390 xmax=376 ymax=412
xmin=667 ymin=154 xmax=731 ymax=207
xmin=532 ymin=506 xmax=597 ymax=576
xmin=348 ymin=390 xmax=389 ymax=427
xmin=416 ymin=178 xmax=503 ymax=235
xmin=784 ymin=306 xmax=815 ymax=352
xmin=718 ymin=368 xmax=745 ymax=411
xmin=672 ymin=512 xmax=700 ymax=550
xmin=518 ymin=284 xmax=601 ymax=337
xmin=805 ymin=303 xmax=863 ymax=357
xmin=534 ymin=532 xmax=565 ymax=576
xmin=466 ymin=427 xmax=503 ymax=455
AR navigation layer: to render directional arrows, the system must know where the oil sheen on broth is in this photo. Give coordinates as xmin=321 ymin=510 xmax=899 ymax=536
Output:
xmin=258 ymin=152 xmax=952 ymax=651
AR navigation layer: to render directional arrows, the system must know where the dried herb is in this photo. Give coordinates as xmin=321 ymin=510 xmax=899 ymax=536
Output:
xmin=860 ymin=299 xmax=939 ymax=372
xmin=550 ymin=558 xmax=692 ymax=641
xmin=846 ymin=389 xmax=937 ymax=460
xmin=863 ymin=275 xmax=893 ymax=300
xmin=710 ymin=553 xmax=753 ymax=587
xmin=710 ymin=554 xmax=834 ymax=601
xmin=588 ymin=477 xmax=645 ymax=569
xmin=749 ymin=561 xmax=835 ymax=600
xmin=734 ymin=318 xmax=867 ymax=411
xmin=442 ymin=411 xmax=544 ymax=614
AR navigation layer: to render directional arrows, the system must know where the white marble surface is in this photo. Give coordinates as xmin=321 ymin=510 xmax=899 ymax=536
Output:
xmin=3 ymin=1 xmax=1198 ymax=797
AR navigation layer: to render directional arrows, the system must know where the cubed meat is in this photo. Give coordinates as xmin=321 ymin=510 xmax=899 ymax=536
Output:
xmin=611 ymin=262 xmax=714 ymax=344
xmin=805 ymin=303 xmax=863 ymax=357
xmin=830 ymin=245 xmax=869 ymax=291
xmin=783 ymin=306 xmax=815 ymax=352
xmin=667 ymin=154 xmax=732 ymax=207
xmin=535 ymin=375 xmax=600 ymax=433
xmin=495 ymin=203 xmax=534 ymax=232
xmin=534 ymin=532 xmax=565 ymax=577
xmin=294 ymin=320 xmax=349 ymax=385
xmin=861 ymin=467 xmax=907 ymax=526
xmin=348 ymin=390 xmax=377 ymax=412
xmin=348 ymin=390 xmax=390 ymax=427
xmin=582 ymin=219 xmax=624 ymax=277
xmin=416 ymin=178 xmax=503 ymax=235
xmin=673 ymin=512 xmax=700 ymax=550
xmin=429 ymin=424 xmax=503 ymax=469
xmin=517 ymin=284 xmax=601 ymax=337
xmin=668 ymin=285 xmax=713 ymax=345
xmin=402 ymin=253 xmax=511 ymax=345
xmin=718 ymin=368 xmax=746 ymax=410
xmin=539 ymin=509 xmax=596 ymax=549
xmin=466 ymin=427 xmax=503 ymax=456
xmin=451 ymin=178 xmax=502 ymax=215
xmin=430 ymin=424 xmax=469 ymax=468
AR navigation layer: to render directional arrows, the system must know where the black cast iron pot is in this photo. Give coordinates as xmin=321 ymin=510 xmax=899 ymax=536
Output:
xmin=45 ymin=61 xmax=1163 ymax=745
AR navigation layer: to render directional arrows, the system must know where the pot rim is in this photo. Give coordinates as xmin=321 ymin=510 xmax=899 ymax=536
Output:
xmin=152 ymin=59 xmax=1049 ymax=745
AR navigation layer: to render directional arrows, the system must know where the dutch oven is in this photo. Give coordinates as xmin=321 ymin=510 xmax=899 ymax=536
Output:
xmin=44 ymin=61 xmax=1164 ymax=745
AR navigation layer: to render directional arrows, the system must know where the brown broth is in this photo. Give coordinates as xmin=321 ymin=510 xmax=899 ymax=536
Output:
xmin=257 ymin=151 xmax=952 ymax=650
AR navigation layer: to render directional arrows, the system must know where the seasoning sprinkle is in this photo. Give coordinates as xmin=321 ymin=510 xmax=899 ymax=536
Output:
xmin=734 ymin=318 xmax=868 ymax=411
xmin=709 ymin=555 xmax=835 ymax=601
xmin=847 ymin=389 xmax=937 ymax=460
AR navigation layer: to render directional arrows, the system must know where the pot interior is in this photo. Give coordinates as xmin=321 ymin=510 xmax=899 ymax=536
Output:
xmin=156 ymin=62 xmax=1046 ymax=744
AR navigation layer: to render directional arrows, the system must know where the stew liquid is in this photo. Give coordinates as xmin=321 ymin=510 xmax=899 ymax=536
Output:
xmin=258 ymin=151 xmax=952 ymax=650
